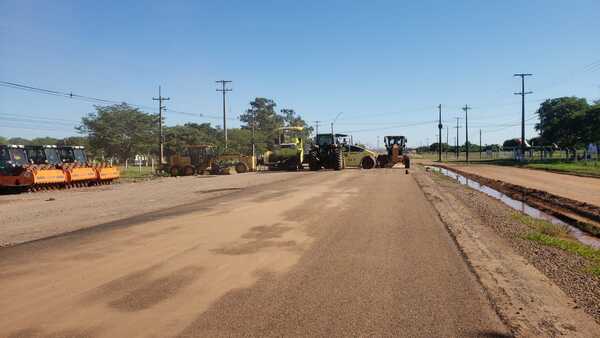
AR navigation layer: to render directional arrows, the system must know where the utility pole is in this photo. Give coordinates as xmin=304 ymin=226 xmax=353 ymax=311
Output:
xmin=446 ymin=125 xmax=449 ymax=160
xmin=514 ymin=73 xmax=533 ymax=160
xmin=455 ymin=117 xmax=461 ymax=159
xmin=251 ymin=108 xmax=256 ymax=163
xmin=479 ymin=129 xmax=482 ymax=159
xmin=462 ymin=105 xmax=471 ymax=163
xmin=437 ymin=104 xmax=443 ymax=162
xmin=314 ymin=120 xmax=321 ymax=136
xmin=152 ymin=86 xmax=170 ymax=164
xmin=216 ymin=80 xmax=232 ymax=149
xmin=377 ymin=136 xmax=380 ymax=149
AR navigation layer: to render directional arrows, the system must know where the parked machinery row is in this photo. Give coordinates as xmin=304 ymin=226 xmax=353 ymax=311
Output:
xmin=0 ymin=144 xmax=120 ymax=191
xmin=261 ymin=126 xmax=410 ymax=171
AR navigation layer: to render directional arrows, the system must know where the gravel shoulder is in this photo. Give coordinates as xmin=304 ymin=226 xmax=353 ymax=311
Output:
xmin=0 ymin=172 xmax=309 ymax=247
xmin=414 ymin=166 xmax=600 ymax=336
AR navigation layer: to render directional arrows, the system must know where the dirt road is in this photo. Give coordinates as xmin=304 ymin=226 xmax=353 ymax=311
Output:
xmin=442 ymin=164 xmax=600 ymax=207
xmin=0 ymin=169 xmax=509 ymax=337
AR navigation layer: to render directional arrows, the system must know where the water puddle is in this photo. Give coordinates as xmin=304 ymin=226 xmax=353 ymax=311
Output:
xmin=427 ymin=166 xmax=600 ymax=249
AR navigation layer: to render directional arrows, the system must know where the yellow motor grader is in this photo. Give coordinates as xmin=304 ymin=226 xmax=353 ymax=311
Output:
xmin=161 ymin=144 xmax=255 ymax=176
xmin=376 ymin=136 xmax=410 ymax=168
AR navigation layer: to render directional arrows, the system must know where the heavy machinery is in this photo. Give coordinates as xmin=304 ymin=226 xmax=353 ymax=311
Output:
xmin=58 ymin=146 xmax=120 ymax=185
xmin=377 ymin=136 xmax=410 ymax=168
xmin=342 ymin=143 xmax=378 ymax=169
xmin=162 ymin=144 xmax=256 ymax=176
xmin=306 ymin=133 xmax=345 ymax=171
xmin=161 ymin=144 xmax=216 ymax=176
xmin=262 ymin=126 xmax=305 ymax=170
xmin=0 ymin=144 xmax=119 ymax=192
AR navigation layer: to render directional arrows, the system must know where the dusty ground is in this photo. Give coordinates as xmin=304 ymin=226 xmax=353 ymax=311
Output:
xmin=415 ymin=167 xmax=600 ymax=337
xmin=0 ymin=169 xmax=510 ymax=337
xmin=0 ymin=171 xmax=306 ymax=247
xmin=438 ymin=163 xmax=600 ymax=207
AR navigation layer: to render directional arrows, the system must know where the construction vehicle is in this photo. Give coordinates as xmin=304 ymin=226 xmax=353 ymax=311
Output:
xmin=58 ymin=146 xmax=120 ymax=185
xmin=0 ymin=144 xmax=119 ymax=192
xmin=377 ymin=136 xmax=410 ymax=169
xmin=305 ymin=133 xmax=345 ymax=171
xmin=161 ymin=144 xmax=216 ymax=176
xmin=262 ymin=126 xmax=305 ymax=170
xmin=342 ymin=143 xmax=378 ymax=169
xmin=161 ymin=144 xmax=256 ymax=176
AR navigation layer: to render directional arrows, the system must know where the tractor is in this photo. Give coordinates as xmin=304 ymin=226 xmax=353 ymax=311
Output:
xmin=161 ymin=144 xmax=216 ymax=176
xmin=262 ymin=126 xmax=305 ymax=170
xmin=306 ymin=133 xmax=345 ymax=171
xmin=377 ymin=135 xmax=410 ymax=168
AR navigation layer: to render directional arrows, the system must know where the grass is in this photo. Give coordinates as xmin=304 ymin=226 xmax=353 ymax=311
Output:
xmin=119 ymin=166 xmax=156 ymax=182
xmin=525 ymin=161 xmax=600 ymax=177
xmin=513 ymin=212 xmax=600 ymax=277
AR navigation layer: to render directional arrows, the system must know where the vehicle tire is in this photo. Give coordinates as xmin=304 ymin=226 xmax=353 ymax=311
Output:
xmin=309 ymin=158 xmax=321 ymax=171
xmin=334 ymin=148 xmax=343 ymax=171
xmin=235 ymin=162 xmax=248 ymax=173
xmin=169 ymin=166 xmax=180 ymax=177
xmin=361 ymin=156 xmax=375 ymax=169
xmin=404 ymin=157 xmax=411 ymax=169
xmin=183 ymin=165 xmax=195 ymax=176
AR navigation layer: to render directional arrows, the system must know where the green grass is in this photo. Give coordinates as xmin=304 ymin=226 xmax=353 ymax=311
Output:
xmin=513 ymin=212 xmax=600 ymax=277
xmin=119 ymin=166 xmax=156 ymax=181
xmin=525 ymin=161 xmax=600 ymax=176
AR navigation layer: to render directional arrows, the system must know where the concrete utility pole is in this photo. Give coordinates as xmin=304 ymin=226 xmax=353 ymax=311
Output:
xmin=446 ymin=125 xmax=449 ymax=160
xmin=216 ymin=80 xmax=232 ymax=149
xmin=455 ymin=117 xmax=461 ymax=159
xmin=514 ymin=73 xmax=533 ymax=160
xmin=437 ymin=104 xmax=443 ymax=162
xmin=479 ymin=129 xmax=482 ymax=159
xmin=152 ymin=86 xmax=170 ymax=164
xmin=251 ymin=109 xmax=256 ymax=162
xmin=462 ymin=105 xmax=471 ymax=163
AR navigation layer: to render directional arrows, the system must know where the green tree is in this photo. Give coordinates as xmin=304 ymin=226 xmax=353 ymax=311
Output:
xmin=239 ymin=98 xmax=284 ymax=140
xmin=77 ymin=103 xmax=156 ymax=161
xmin=535 ymin=97 xmax=589 ymax=148
xmin=30 ymin=137 xmax=60 ymax=145
xmin=8 ymin=137 xmax=31 ymax=145
xmin=0 ymin=136 xmax=7 ymax=144
xmin=583 ymin=104 xmax=600 ymax=145
xmin=163 ymin=123 xmax=220 ymax=155
xmin=280 ymin=108 xmax=314 ymax=139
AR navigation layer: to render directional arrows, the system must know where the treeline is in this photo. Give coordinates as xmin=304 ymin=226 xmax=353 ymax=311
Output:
xmin=1 ymin=97 xmax=312 ymax=162
xmin=422 ymin=96 xmax=600 ymax=152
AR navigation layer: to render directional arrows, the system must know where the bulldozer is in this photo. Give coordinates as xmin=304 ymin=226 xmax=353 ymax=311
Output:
xmin=376 ymin=136 xmax=410 ymax=169
xmin=305 ymin=133 xmax=345 ymax=171
xmin=161 ymin=144 xmax=256 ymax=176
xmin=262 ymin=126 xmax=305 ymax=171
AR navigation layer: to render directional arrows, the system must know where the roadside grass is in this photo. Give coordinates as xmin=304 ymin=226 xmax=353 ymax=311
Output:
xmin=525 ymin=161 xmax=600 ymax=177
xmin=119 ymin=166 xmax=156 ymax=182
xmin=514 ymin=212 xmax=600 ymax=277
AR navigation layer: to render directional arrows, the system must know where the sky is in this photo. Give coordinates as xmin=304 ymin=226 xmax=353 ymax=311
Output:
xmin=1 ymin=0 xmax=599 ymax=148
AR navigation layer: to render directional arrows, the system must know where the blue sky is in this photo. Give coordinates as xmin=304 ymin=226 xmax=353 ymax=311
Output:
xmin=1 ymin=0 xmax=599 ymax=148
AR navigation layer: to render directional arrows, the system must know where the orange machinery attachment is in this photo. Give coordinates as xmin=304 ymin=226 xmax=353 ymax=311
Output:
xmin=58 ymin=146 xmax=119 ymax=186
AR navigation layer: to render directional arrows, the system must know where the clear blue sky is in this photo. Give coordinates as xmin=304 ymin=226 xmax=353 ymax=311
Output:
xmin=1 ymin=0 xmax=599 ymax=148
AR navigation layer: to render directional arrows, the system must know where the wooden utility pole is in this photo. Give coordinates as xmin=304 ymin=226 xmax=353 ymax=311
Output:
xmin=455 ymin=117 xmax=461 ymax=159
xmin=152 ymin=86 xmax=170 ymax=164
xmin=216 ymin=80 xmax=232 ymax=149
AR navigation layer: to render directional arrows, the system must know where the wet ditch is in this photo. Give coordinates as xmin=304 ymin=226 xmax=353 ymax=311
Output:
xmin=426 ymin=165 xmax=600 ymax=249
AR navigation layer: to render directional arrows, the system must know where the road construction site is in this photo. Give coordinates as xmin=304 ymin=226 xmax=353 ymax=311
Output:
xmin=3 ymin=164 xmax=600 ymax=337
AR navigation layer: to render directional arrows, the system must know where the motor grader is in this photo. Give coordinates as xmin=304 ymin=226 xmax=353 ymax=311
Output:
xmin=262 ymin=126 xmax=305 ymax=171
xmin=162 ymin=144 xmax=255 ymax=176
xmin=305 ymin=133 xmax=345 ymax=171
xmin=376 ymin=135 xmax=410 ymax=168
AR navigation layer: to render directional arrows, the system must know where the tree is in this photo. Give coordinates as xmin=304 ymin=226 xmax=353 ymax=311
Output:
xmin=163 ymin=123 xmax=220 ymax=155
xmin=30 ymin=137 xmax=60 ymax=145
xmin=535 ymin=97 xmax=589 ymax=148
xmin=280 ymin=108 xmax=314 ymax=140
xmin=77 ymin=103 xmax=156 ymax=161
xmin=582 ymin=104 xmax=600 ymax=145
xmin=0 ymin=136 xmax=7 ymax=144
xmin=239 ymin=98 xmax=284 ymax=139
xmin=8 ymin=137 xmax=31 ymax=145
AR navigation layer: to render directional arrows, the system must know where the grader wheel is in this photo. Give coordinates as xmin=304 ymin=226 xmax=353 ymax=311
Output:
xmin=183 ymin=165 xmax=195 ymax=176
xmin=235 ymin=162 xmax=248 ymax=174
xmin=169 ymin=166 xmax=180 ymax=177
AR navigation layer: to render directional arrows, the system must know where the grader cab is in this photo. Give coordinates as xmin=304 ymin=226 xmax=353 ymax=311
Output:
xmin=377 ymin=136 xmax=410 ymax=169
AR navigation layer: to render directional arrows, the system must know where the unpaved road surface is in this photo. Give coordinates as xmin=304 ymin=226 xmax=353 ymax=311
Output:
xmin=441 ymin=164 xmax=600 ymax=207
xmin=0 ymin=169 xmax=509 ymax=337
